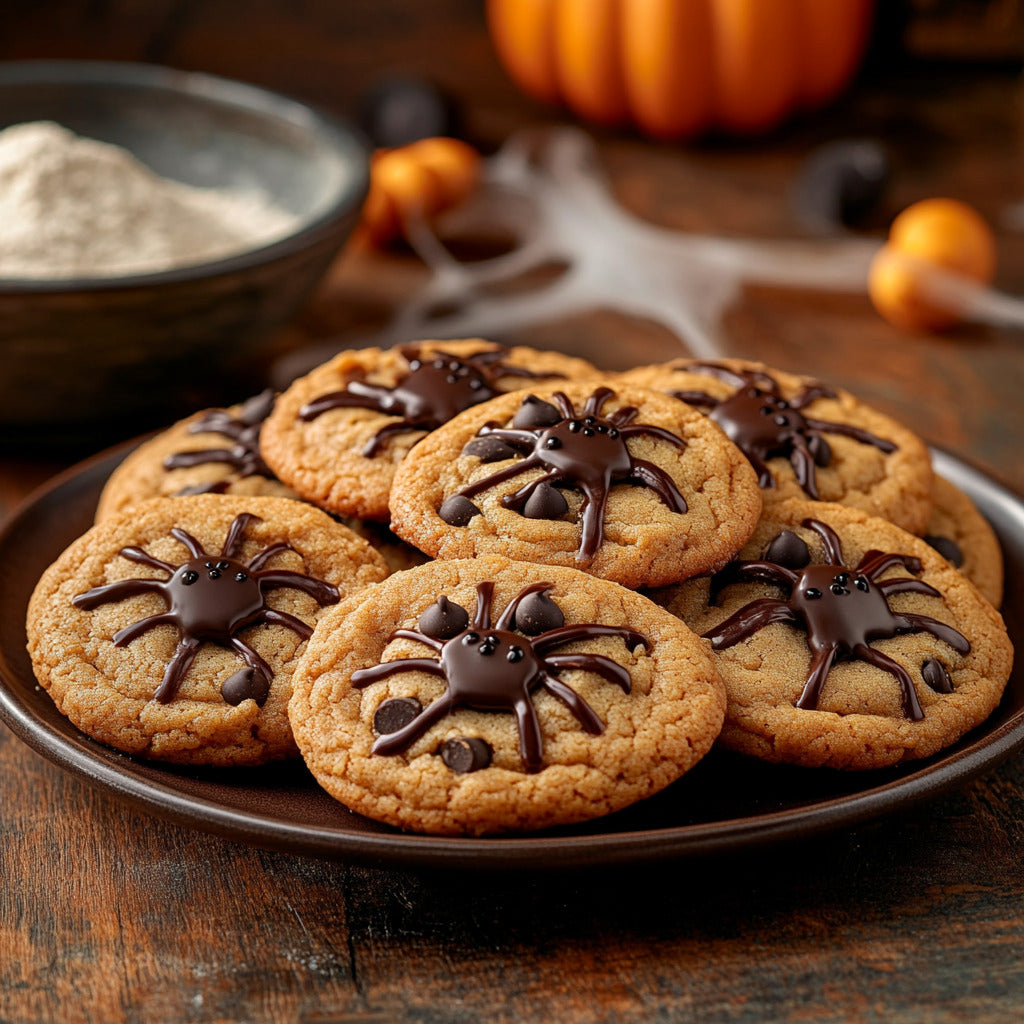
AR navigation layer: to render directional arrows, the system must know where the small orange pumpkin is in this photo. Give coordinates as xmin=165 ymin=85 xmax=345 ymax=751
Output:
xmin=487 ymin=0 xmax=875 ymax=139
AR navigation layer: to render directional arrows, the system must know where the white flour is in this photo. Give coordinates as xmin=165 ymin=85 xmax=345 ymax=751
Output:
xmin=0 ymin=121 xmax=300 ymax=278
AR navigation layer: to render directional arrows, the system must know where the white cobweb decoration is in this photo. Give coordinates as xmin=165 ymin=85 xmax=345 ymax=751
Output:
xmin=367 ymin=128 xmax=881 ymax=359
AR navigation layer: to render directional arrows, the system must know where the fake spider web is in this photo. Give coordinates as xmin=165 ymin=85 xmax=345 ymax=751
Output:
xmin=371 ymin=128 xmax=882 ymax=358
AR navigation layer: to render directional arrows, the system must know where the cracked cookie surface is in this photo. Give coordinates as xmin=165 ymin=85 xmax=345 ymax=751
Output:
xmin=616 ymin=358 xmax=934 ymax=534
xmin=260 ymin=339 xmax=599 ymax=521
xmin=388 ymin=381 xmax=762 ymax=588
xmin=289 ymin=556 xmax=726 ymax=835
xmin=653 ymin=500 xmax=1012 ymax=770
xmin=27 ymin=495 xmax=389 ymax=766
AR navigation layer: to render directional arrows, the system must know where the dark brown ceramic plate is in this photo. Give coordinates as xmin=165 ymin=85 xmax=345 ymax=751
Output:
xmin=1 ymin=444 xmax=1022 ymax=870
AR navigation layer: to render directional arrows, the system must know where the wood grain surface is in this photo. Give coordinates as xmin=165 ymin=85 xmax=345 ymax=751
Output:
xmin=2 ymin=3 xmax=1024 ymax=1023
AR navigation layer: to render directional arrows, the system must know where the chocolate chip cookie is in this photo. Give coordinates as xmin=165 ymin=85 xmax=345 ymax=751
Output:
xmin=27 ymin=495 xmax=389 ymax=766
xmin=289 ymin=556 xmax=726 ymax=834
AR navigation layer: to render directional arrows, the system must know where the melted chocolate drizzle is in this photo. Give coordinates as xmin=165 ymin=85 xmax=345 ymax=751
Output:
xmin=164 ymin=390 xmax=277 ymax=495
xmin=671 ymin=363 xmax=896 ymax=500
xmin=704 ymin=518 xmax=970 ymax=720
xmin=72 ymin=513 xmax=340 ymax=704
xmin=352 ymin=581 xmax=650 ymax=773
xmin=298 ymin=344 xmax=556 ymax=457
xmin=441 ymin=387 xmax=689 ymax=561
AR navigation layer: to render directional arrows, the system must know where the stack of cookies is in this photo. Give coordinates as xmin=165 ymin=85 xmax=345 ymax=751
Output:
xmin=27 ymin=340 xmax=1013 ymax=835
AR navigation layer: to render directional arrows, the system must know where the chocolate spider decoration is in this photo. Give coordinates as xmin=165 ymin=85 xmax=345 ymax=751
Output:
xmin=72 ymin=513 xmax=340 ymax=706
xmin=298 ymin=344 xmax=554 ymax=456
xmin=704 ymin=519 xmax=970 ymax=721
xmin=439 ymin=387 xmax=689 ymax=560
xmin=352 ymin=581 xmax=650 ymax=773
xmin=163 ymin=389 xmax=277 ymax=495
xmin=670 ymin=363 xmax=896 ymax=499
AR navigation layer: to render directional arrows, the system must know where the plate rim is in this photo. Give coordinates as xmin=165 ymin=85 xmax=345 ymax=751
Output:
xmin=1 ymin=444 xmax=1021 ymax=870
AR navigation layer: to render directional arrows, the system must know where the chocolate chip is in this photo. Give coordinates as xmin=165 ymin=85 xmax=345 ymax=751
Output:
xmin=808 ymin=433 xmax=832 ymax=468
xmin=463 ymin=435 xmax=517 ymax=462
xmin=512 ymin=394 xmax=562 ymax=429
xmin=221 ymin=666 xmax=271 ymax=707
xmin=373 ymin=696 xmax=423 ymax=735
xmin=764 ymin=529 xmax=811 ymax=569
xmin=922 ymin=658 xmax=954 ymax=694
xmin=440 ymin=736 xmax=493 ymax=773
xmin=513 ymin=590 xmax=565 ymax=635
xmin=418 ymin=595 xmax=469 ymax=639
xmin=522 ymin=482 xmax=568 ymax=519
xmin=439 ymin=495 xmax=481 ymax=526
xmin=924 ymin=534 xmax=964 ymax=568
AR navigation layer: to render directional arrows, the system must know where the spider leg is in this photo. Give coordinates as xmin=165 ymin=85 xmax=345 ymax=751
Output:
xmin=496 ymin=582 xmax=555 ymax=630
xmin=187 ymin=409 xmax=239 ymax=436
xmin=247 ymin=542 xmax=292 ymax=572
xmin=801 ymin=519 xmax=844 ymax=564
xmin=852 ymin=644 xmax=924 ymax=721
xmin=153 ymin=636 xmax=202 ymax=703
xmin=876 ymin=577 xmax=942 ymax=599
xmin=112 ymin=612 xmax=176 ymax=646
xmin=892 ymin=613 xmax=971 ymax=654
xmin=743 ymin=449 xmax=776 ymax=489
xmin=619 ymin=423 xmax=687 ymax=451
xmin=539 ymin=673 xmax=604 ymax=733
xmin=456 ymin=455 xmax=542 ymax=500
xmin=583 ymin=387 xmax=615 ymax=417
xmin=788 ymin=437 xmax=820 ymax=499
xmin=709 ymin=559 xmax=798 ymax=605
xmin=476 ymin=427 xmax=538 ymax=453
xmin=622 ymin=458 xmax=688 ymax=513
xmin=72 ymin=577 xmax=167 ymax=611
xmin=351 ymin=658 xmax=446 ymax=688
xmin=362 ymin=418 xmax=425 ymax=457
xmin=788 ymin=383 xmax=837 ymax=410
xmin=685 ymin=362 xmax=755 ymax=389
xmin=804 ymin=417 xmax=897 ymax=454
xmin=257 ymin=570 xmax=339 ymax=605
xmin=551 ymin=392 xmax=576 ymax=419
xmin=371 ymin=693 xmax=455 ymax=756
xmin=513 ymin=695 xmax=545 ymax=773
xmin=794 ymin=644 xmax=838 ymax=711
xmin=544 ymin=653 xmax=632 ymax=693
xmin=118 ymin=547 xmax=177 ymax=574
xmin=473 ymin=581 xmax=495 ymax=629
xmin=230 ymin=637 xmax=275 ymax=682
xmin=298 ymin=385 xmax=391 ymax=421
xmin=533 ymin=624 xmax=650 ymax=655
xmin=163 ymin=447 xmax=239 ymax=471
xmin=607 ymin=405 xmax=639 ymax=427
xmin=669 ymin=389 xmax=718 ymax=409
xmin=259 ymin=607 xmax=314 ymax=639
xmin=500 ymin=470 xmax=564 ymax=513
xmin=170 ymin=528 xmax=206 ymax=559
xmin=221 ymin=513 xmax=259 ymax=560
xmin=703 ymin=599 xmax=798 ymax=649
xmin=576 ymin=483 xmax=609 ymax=560
xmin=391 ymin=628 xmax=445 ymax=653
xmin=859 ymin=551 xmax=922 ymax=579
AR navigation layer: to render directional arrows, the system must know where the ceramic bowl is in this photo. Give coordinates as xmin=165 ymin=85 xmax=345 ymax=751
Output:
xmin=0 ymin=60 xmax=370 ymax=451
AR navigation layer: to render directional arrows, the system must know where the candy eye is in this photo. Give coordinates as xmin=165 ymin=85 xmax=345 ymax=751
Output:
xmin=182 ymin=570 xmax=199 ymax=586
xmin=855 ymin=576 xmax=870 ymax=592
xmin=235 ymin=571 xmax=248 ymax=583
xmin=507 ymin=646 xmax=524 ymax=663
xmin=805 ymin=587 xmax=822 ymax=600
xmin=462 ymin=632 xmax=480 ymax=645
xmin=545 ymin=436 xmax=562 ymax=449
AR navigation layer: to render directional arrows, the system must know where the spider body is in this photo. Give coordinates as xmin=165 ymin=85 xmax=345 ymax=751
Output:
xmin=163 ymin=389 xmax=277 ymax=493
xmin=672 ymin=363 xmax=895 ymax=499
xmin=72 ymin=513 xmax=340 ymax=705
xmin=298 ymin=344 xmax=550 ymax=456
xmin=705 ymin=519 xmax=970 ymax=720
xmin=443 ymin=387 xmax=688 ymax=560
xmin=352 ymin=580 xmax=650 ymax=772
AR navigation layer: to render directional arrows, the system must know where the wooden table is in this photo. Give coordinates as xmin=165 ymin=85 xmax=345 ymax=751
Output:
xmin=3 ymin=5 xmax=1024 ymax=1022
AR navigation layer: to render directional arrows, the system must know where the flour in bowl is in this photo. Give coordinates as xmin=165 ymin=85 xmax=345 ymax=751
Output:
xmin=0 ymin=121 xmax=300 ymax=278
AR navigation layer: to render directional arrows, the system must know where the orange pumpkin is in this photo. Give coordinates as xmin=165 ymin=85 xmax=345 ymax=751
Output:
xmin=487 ymin=0 xmax=875 ymax=139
